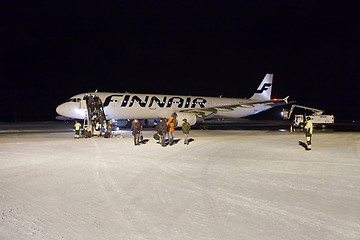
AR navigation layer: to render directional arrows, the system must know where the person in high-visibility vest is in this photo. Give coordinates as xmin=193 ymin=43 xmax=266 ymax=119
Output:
xmin=74 ymin=120 xmax=82 ymax=139
xmin=304 ymin=116 xmax=313 ymax=150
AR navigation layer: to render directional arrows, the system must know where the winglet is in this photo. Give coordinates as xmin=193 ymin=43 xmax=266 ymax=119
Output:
xmin=283 ymin=96 xmax=289 ymax=104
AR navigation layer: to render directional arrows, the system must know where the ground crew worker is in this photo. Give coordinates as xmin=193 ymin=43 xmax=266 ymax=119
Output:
xmin=74 ymin=120 xmax=82 ymax=139
xmin=304 ymin=116 xmax=313 ymax=150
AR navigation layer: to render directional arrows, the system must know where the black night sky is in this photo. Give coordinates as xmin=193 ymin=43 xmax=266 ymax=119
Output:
xmin=1 ymin=1 xmax=360 ymax=122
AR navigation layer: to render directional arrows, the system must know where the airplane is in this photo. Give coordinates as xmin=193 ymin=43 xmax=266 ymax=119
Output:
xmin=56 ymin=74 xmax=289 ymax=127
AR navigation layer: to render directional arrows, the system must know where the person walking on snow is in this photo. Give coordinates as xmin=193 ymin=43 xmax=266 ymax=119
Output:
xmin=181 ymin=118 xmax=191 ymax=145
xmin=155 ymin=118 xmax=168 ymax=147
xmin=166 ymin=113 xmax=177 ymax=145
xmin=131 ymin=119 xmax=143 ymax=146
xmin=304 ymin=116 xmax=313 ymax=150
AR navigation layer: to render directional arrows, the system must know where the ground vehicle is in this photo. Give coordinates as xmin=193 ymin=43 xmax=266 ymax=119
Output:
xmin=287 ymin=104 xmax=334 ymax=128
xmin=293 ymin=114 xmax=334 ymax=128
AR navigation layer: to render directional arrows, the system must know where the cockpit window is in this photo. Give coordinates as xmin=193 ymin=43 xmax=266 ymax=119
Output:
xmin=67 ymin=98 xmax=81 ymax=102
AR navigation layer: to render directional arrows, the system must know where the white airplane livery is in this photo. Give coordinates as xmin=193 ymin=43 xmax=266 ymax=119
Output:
xmin=56 ymin=74 xmax=289 ymax=127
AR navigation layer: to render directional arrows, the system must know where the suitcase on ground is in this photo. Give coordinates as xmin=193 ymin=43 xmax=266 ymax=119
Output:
xmin=153 ymin=133 xmax=160 ymax=140
xmin=104 ymin=131 xmax=111 ymax=138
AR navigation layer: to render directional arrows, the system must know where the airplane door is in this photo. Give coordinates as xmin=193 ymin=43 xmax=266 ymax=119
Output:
xmin=80 ymin=99 xmax=87 ymax=109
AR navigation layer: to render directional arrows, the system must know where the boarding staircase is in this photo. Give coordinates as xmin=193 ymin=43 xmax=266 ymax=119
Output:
xmin=82 ymin=95 xmax=106 ymax=136
xmin=83 ymin=109 xmax=90 ymax=130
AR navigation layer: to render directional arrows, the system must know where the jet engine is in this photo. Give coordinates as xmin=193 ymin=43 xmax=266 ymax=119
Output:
xmin=173 ymin=112 xmax=197 ymax=127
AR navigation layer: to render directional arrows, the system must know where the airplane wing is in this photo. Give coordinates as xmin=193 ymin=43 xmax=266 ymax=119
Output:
xmin=235 ymin=96 xmax=290 ymax=108
xmin=180 ymin=96 xmax=290 ymax=117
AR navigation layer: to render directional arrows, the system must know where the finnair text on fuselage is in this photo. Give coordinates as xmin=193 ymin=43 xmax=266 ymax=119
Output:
xmin=103 ymin=94 xmax=207 ymax=109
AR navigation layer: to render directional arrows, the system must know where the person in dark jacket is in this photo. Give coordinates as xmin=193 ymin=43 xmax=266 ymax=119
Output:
xmin=131 ymin=119 xmax=143 ymax=145
xmin=155 ymin=118 xmax=168 ymax=147
xmin=181 ymin=118 xmax=191 ymax=145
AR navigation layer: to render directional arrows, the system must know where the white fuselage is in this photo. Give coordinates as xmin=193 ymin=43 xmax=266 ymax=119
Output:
xmin=56 ymin=92 xmax=272 ymax=121
xmin=55 ymin=74 xmax=285 ymax=125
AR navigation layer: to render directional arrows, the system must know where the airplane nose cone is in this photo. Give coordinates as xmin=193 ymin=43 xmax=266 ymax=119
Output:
xmin=56 ymin=103 xmax=66 ymax=116
xmin=56 ymin=102 xmax=85 ymax=119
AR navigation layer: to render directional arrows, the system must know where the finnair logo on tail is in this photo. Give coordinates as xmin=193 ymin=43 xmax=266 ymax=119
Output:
xmin=255 ymin=83 xmax=272 ymax=93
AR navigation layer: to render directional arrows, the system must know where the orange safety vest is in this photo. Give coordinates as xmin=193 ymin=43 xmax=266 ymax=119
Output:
xmin=166 ymin=116 xmax=175 ymax=132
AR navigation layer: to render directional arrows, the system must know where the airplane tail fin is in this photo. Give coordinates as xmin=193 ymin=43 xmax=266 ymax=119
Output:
xmin=250 ymin=74 xmax=273 ymax=101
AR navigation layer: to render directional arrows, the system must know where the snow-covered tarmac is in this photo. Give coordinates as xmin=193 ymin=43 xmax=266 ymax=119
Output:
xmin=1 ymin=124 xmax=360 ymax=240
